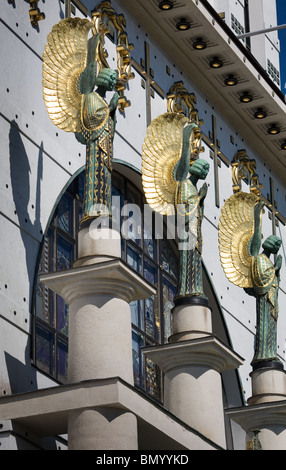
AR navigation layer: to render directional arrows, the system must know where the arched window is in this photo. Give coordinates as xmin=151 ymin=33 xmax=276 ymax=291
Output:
xmin=33 ymin=165 xmax=179 ymax=401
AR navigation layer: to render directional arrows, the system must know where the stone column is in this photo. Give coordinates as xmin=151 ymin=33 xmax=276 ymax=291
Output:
xmin=41 ymin=225 xmax=156 ymax=450
xmin=227 ymin=363 xmax=286 ymax=450
xmin=143 ymin=298 xmax=243 ymax=449
xmin=246 ymin=362 xmax=286 ymax=450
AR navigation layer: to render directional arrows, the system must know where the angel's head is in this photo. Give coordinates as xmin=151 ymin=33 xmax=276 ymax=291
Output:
xmin=262 ymin=235 xmax=282 ymax=254
xmin=95 ymin=68 xmax=118 ymax=91
xmin=189 ymin=159 xmax=210 ymax=180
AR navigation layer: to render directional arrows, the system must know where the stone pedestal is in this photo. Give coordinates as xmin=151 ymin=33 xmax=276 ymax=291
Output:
xmin=143 ymin=300 xmax=243 ymax=449
xmin=248 ymin=364 xmax=286 ymax=406
xmin=169 ymin=301 xmax=212 ymax=342
xmin=227 ymin=363 xmax=286 ymax=450
xmin=40 ymin=226 xmax=155 ymax=450
xmin=246 ymin=363 xmax=286 ymax=450
xmin=144 ymin=336 xmax=242 ymax=448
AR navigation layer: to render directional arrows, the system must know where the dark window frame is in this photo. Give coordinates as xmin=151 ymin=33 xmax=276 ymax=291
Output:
xmin=32 ymin=168 xmax=178 ymax=401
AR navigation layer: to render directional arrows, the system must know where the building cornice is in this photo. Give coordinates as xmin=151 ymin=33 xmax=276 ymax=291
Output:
xmin=121 ymin=0 xmax=286 ymax=182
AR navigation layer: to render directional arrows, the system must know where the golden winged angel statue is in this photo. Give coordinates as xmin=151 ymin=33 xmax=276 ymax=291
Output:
xmin=219 ymin=180 xmax=282 ymax=367
xmin=142 ymin=113 xmax=210 ymax=305
xmin=42 ymin=6 xmax=133 ymax=226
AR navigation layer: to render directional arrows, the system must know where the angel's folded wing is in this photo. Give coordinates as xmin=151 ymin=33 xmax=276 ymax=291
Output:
xmin=218 ymin=192 xmax=260 ymax=288
xmin=42 ymin=17 xmax=93 ymax=133
xmin=142 ymin=113 xmax=189 ymax=215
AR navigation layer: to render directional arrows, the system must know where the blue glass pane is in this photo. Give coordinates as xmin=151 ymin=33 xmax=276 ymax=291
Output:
xmin=143 ymin=211 xmax=157 ymax=261
xmin=57 ymin=339 xmax=68 ymax=383
xmin=77 ymin=172 xmax=85 ymax=201
xmin=126 ymin=244 xmax=142 ymax=274
xmin=36 ymin=228 xmax=55 ymax=325
xmin=35 ymin=323 xmax=54 ymax=376
xmin=121 ymin=237 xmax=125 ymax=260
xmin=144 ymin=261 xmax=159 ymax=340
xmin=126 ymin=183 xmax=141 ymax=205
xmin=145 ymin=348 xmax=160 ymax=399
xmin=112 ymin=173 xmax=124 ymax=199
xmin=143 ymin=237 xmax=157 ymax=261
xmin=144 ymin=260 xmax=157 ymax=285
xmin=78 ymin=204 xmax=83 ymax=226
xmin=39 ymin=228 xmax=54 ymax=273
xmin=56 ymin=295 xmax=69 ymax=336
xmin=161 ymin=240 xmax=178 ymax=278
xmin=162 ymin=276 xmax=176 ymax=343
xmin=35 ymin=281 xmax=54 ymax=325
xmin=111 ymin=188 xmax=123 ymax=233
xmin=125 ymin=185 xmax=142 ymax=245
xmin=122 ymin=208 xmax=142 ymax=244
xmin=56 ymin=235 xmax=74 ymax=271
xmin=130 ymin=300 xmax=143 ymax=328
xmin=145 ymin=296 xmax=159 ymax=340
xmin=132 ymin=330 xmax=144 ymax=388
xmin=58 ymin=193 xmax=73 ymax=236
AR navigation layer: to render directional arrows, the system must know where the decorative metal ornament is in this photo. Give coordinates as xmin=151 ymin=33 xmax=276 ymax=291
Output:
xmin=218 ymin=191 xmax=259 ymax=288
xmin=43 ymin=3 xmax=134 ymax=127
xmin=231 ymin=150 xmax=263 ymax=196
xmin=91 ymin=2 xmax=135 ymax=113
xmin=29 ymin=1 xmax=45 ymax=26
xmin=142 ymin=112 xmax=190 ymax=216
xmin=142 ymin=98 xmax=204 ymax=216
xmin=43 ymin=17 xmax=93 ymax=133
xmin=218 ymin=152 xmax=282 ymax=366
xmin=9 ymin=1 xmax=46 ymax=27
xmin=167 ymin=82 xmax=201 ymax=123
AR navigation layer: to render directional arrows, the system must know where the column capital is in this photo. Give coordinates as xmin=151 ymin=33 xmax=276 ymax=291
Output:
xmin=226 ymin=401 xmax=286 ymax=431
xmin=40 ymin=258 xmax=156 ymax=305
xmin=143 ymin=335 xmax=243 ymax=374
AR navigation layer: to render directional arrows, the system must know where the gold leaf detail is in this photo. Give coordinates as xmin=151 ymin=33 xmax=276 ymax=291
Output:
xmin=42 ymin=17 xmax=93 ymax=132
xmin=142 ymin=113 xmax=189 ymax=215
xmin=218 ymin=192 xmax=260 ymax=288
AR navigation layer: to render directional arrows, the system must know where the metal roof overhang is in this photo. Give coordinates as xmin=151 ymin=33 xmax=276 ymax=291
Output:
xmin=121 ymin=0 xmax=286 ymax=183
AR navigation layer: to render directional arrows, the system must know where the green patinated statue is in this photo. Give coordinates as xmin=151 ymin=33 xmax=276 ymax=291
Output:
xmin=246 ymin=201 xmax=282 ymax=366
xmin=174 ymin=124 xmax=210 ymax=302
xmin=75 ymin=34 xmax=118 ymax=224
xmin=219 ymin=186 xmax=283 ymax=368
xmin=142 ymin=113 xmax=210 ymax=305
xmin=42 ymin=9 xmax=134 ymax=226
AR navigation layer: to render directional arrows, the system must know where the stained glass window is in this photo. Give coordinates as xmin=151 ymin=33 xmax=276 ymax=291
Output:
xmin=57 ymin=193 xmax=73 ymax=235
xmin=35 ymin=323 xmax=55 ymax=377
xmin=33 ymin=168 xmax=178 ymax=400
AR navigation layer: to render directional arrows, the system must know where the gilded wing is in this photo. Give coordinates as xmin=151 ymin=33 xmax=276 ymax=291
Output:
xmin=142 ymin=113 xmax=189 ymax=215
xmin=42 ymin=17 xmax=93 ymax=133
xmin=218 ymin=192 xmax=260 ymax=288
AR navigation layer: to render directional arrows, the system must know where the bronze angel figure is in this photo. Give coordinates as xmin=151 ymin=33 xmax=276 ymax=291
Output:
xmin=42 ymin=9 xmax=133 ymax=226
xmin=219 ymin=191 xmax=282 ymax=367
xmin=142 ymin=113 xmax=210 ymax=305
